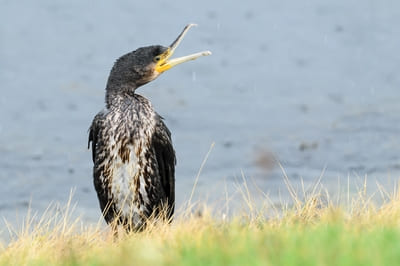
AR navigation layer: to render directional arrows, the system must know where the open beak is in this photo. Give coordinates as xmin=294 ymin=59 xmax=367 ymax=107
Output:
xmin=155 ymin=24 xmax=211 ymax=73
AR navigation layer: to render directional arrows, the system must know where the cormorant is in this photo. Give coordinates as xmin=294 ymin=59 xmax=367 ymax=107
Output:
xmin=88 ymin=24 xmax=211 ymax=231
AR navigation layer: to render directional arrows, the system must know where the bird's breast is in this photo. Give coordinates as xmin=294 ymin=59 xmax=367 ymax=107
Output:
xmin=101 ymin=105 xmax=157 ymax=217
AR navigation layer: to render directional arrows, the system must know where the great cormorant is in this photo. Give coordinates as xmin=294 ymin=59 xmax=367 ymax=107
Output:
xmin=88 ymin=24 xmax=211 ymax=231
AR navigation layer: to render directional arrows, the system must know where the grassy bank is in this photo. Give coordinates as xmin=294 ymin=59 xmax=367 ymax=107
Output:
xmin=2 ymin=181 xmax=400 ymax=266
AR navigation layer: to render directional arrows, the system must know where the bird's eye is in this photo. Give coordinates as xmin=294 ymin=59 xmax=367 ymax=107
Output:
xmin=154 ymin=56 xmax=161 ymax=62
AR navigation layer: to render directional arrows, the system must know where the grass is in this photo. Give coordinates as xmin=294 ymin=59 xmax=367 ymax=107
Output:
xmin=1 ymin=175 xmax=400 ymax=266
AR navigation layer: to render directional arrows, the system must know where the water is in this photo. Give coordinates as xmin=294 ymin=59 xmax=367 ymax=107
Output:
xmin=1 ymin=0 xmax=400 ymax=226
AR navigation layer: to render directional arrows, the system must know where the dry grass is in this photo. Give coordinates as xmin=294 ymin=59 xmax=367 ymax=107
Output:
xmin=1 ymin=172 xmax=400 ymax=265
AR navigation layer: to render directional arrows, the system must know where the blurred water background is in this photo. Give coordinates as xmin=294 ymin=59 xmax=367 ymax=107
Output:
xmin=1 ymin=0 xmax=400 ymax=229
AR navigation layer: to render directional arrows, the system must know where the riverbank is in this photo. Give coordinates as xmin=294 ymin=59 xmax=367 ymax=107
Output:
xmin=1 ymin=181 xmax=400 ymax=265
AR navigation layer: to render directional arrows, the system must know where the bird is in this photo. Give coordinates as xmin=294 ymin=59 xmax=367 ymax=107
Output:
xmin=88 ymin=24 xmax=211 ymax=232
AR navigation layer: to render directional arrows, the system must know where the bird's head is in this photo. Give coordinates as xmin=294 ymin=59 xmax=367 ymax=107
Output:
xmin=106 ymin=24 xmax=211 ymax=95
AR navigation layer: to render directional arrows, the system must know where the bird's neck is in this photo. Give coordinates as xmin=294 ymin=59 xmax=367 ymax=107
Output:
xmin=105 ymin=83 xmax=137 ymax=108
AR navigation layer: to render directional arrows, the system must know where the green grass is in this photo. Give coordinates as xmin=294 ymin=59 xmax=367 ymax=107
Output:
xmin=2 ymin=181 xmax=400 ymax=266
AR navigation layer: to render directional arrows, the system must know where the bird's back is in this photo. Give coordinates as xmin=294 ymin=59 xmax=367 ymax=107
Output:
xmin=89 ymin=94 xmax=175 ymax=231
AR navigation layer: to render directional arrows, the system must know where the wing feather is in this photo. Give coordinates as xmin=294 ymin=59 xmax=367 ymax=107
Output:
xmin=88 ymin=111 xmax=117 ymax=223
xmin=152 ymin=116 xmax=176 ymax=218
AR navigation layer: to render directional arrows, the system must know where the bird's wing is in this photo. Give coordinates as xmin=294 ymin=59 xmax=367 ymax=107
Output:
xmin=88 ymin=111 xmax=106 ymax=163
xmin=152 ymin=116 xmax=176 ymax=217
xmin=88 ymin=111 xmax=118 ymax=223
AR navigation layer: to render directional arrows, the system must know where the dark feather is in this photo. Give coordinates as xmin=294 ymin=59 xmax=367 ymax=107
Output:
xmin=88 ymin=113 xmax=101 ymax=163
xmin=88 ymin=94 xmax=176 ymax=231
xmin=152 ymin=116 xmax=176 ymax=218
xmin=88 ymin=45 xmax=179 ymax=232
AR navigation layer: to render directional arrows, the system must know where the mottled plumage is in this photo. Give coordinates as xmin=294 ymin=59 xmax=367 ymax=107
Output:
xmin=88 ymin=24 xmax=210 ymax=231
xmin=89 ymin=46 xmax=175 ymax=231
